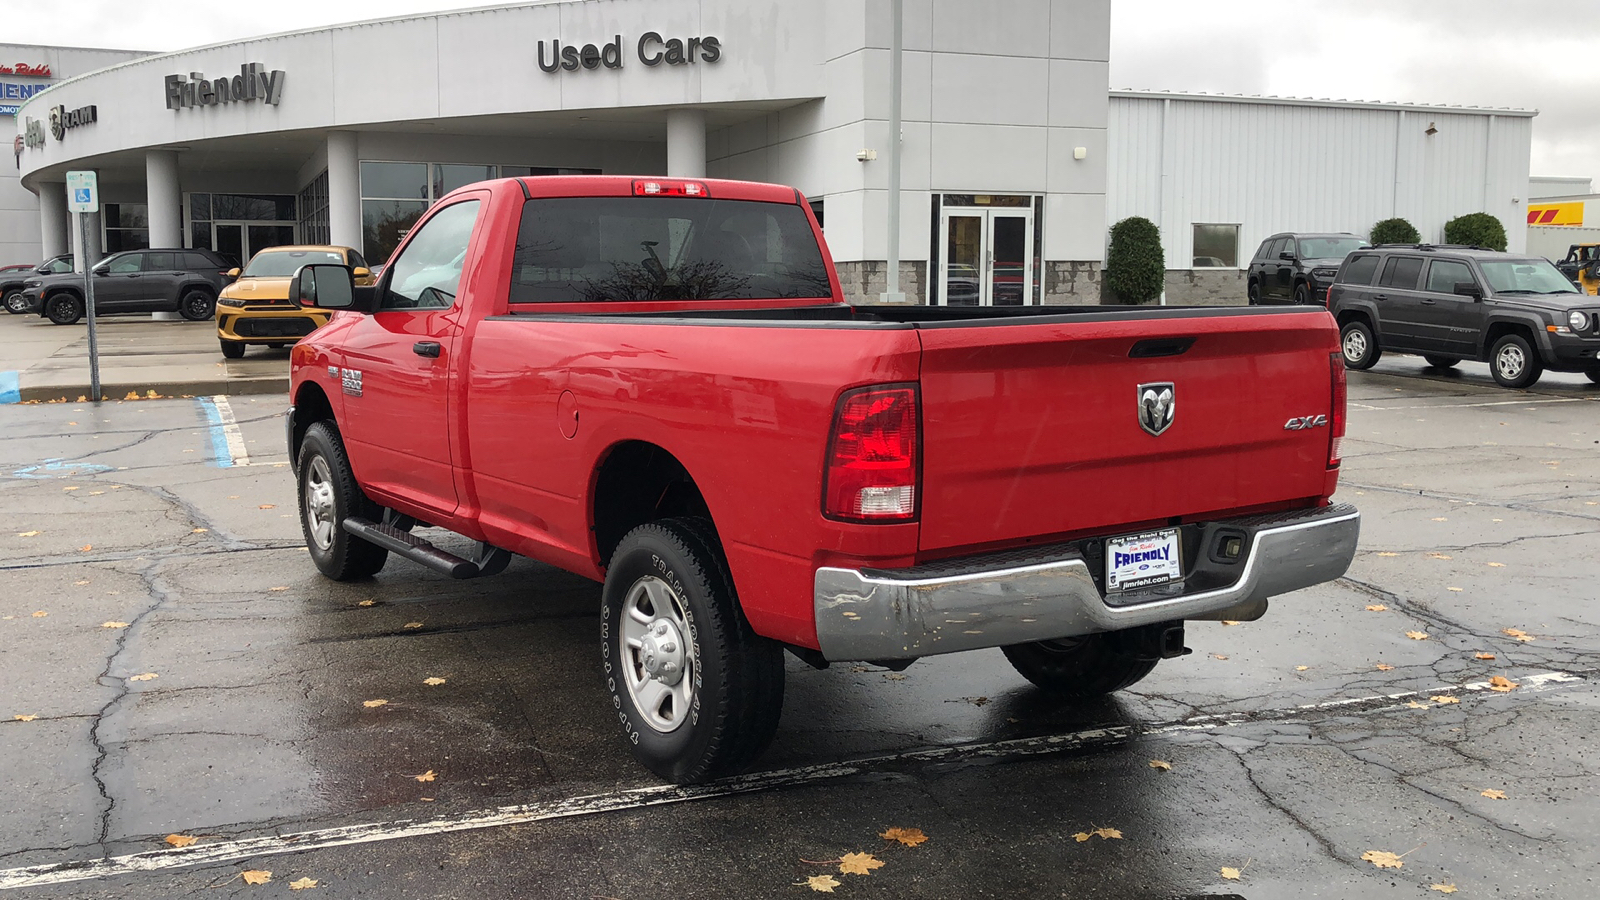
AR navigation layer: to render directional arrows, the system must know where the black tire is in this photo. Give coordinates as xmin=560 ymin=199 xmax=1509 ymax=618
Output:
xmin=267 ymin=342 xmax=287 ymax=350
xmin=1246 ymin=281 xmax=1260 ymax=305
xmin=601 ymin=517 xmax=785 ymax=784
xmin=1001 ymin=629 xmax=1162 ymax=697
xmin=1339 ymin=319 xmax=1381 ymax=369
xmin=296 ymin=421 xmax=388 ymax=581
xmin=45 ymin=293 xmax=83 ymax=325
xmin=220 ymin=339 xmax=246 ymax=360
xmin=1293 ymin=282 xmax=1311 ymax=305
xmin=3 ymin=289 xmax=26 ymax=315
xmin=1489 ymin=333 xmax=1543 ymax=389
xmin=1422 ymin=355 xmax=1460 ymax=369
xmin=178 ymin=289 xmax=215 ymax=321
xmin=1586 ymin=369 xmax=1600 ymax=385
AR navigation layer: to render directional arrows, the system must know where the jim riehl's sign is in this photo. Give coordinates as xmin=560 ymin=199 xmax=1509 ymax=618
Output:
xmin=538 ymin=32 xmax=721 ymax=72
xmin=165 ymin=63 xmax=285 ymax=110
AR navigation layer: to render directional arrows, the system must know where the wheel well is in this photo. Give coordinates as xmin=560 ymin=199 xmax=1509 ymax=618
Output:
xmin=179 ymin=282 xmax=216 ymax=298
xmin=290 ymin=382 xmax=335 ymax=462
xmin=1484 ymin=321 xmax=1533 ymax=354
xmin=1336 ymin=310 xmax=1371 ymax=329
xmin=44 ymin=287 xmax=83 ymax=302
xmin=592 ymin=441 xmax=712 ymax=567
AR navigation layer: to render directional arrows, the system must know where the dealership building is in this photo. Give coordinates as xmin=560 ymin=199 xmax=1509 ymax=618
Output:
xmin=11 ymin=0 xmax=1537 ymax=305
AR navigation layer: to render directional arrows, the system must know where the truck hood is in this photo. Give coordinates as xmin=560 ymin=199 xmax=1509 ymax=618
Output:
xmin=1488 ymin=293 xmax=1594 ymax=312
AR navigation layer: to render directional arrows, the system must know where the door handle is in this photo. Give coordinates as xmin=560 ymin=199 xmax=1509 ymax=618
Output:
xmin=1420 ymin=298 xmax=1437 ymax=305
xmin=413 ymin=341 xmax=441 ymax=358
xmin=1373 ymin=294 xmax=1388 ymax=301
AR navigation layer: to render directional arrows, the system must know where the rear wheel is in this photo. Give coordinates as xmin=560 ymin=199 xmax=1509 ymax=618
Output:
xmin=1422 ymin=355 xmax=1460 ymax=369
xmin=1339 ymin=319 xmax=1381 ymax=369
xmin=1586 ymin=369 xmax=1600 ymax=385
xmin=178 ymin=289 xmax=215 ymax=321
xmin=3 ymin=289 xmax=26 ymax=315
xmin=1489 ymin=333 xmax=1543 ymax=389
xmin=220 ymin=339 xmax=246 ymax=360
xmin=1246 ymin=281 xmax=1260 ymax=305
xmin=1002 ymin=630 xmax=1161 ymax=697
xmin=45 ymin=294 xmax=83 ymax=325
xmin=296 ymin=421 xmax=388 ymax=581
xmin=601 ymin=517 xmax=785 ymax=784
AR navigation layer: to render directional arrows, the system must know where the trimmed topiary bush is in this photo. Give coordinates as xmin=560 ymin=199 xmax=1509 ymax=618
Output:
xmin=1369 ymin=217 xmax=1420 ymax=245
xmin=1105 ymin=216 xmax=1165 ymax=304
xmin=1443 ymin=212 xmax=1508 ymax=252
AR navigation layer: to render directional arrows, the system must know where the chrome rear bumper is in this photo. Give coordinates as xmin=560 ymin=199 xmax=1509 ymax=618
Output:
xmin=813 ymin=503 xmax=1360 ymax=661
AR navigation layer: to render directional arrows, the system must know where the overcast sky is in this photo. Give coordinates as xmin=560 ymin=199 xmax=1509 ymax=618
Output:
xmin=10 ymin=0 xmax=1596 ymax=185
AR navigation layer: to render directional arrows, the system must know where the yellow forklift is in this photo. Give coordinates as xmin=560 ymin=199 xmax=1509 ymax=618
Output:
xmin=1556 ymin=244 xmax=1600 ymax=294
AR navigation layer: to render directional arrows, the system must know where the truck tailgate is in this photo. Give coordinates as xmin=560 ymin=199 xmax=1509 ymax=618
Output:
xmin=915 ymin=310 xmax=1338 ymax=554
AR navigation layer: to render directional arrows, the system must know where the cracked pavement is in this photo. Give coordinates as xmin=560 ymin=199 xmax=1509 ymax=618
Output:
xmin=0 ymin=356 xmax=1597 ymax=898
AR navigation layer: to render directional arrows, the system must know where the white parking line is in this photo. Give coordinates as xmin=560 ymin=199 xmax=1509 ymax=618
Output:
xmin=0 ymin=669 xmax=1584 ymax=890
xmin=196 ymin=396 xmax=250 ymax=468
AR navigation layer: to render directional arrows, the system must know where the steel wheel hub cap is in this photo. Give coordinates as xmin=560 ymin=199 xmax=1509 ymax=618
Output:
xmin=620 ymin=575 xmax=697 ymax=732
xmin=1344 ymin=331 xmax=1366 ymax=359
xmin=639 ymin=618 xmax=686 ymax=685
xmin=1499 ymin=346 xmax=1524 ymax=378
xmin=304 ymin=457 xmax=337 ymax=550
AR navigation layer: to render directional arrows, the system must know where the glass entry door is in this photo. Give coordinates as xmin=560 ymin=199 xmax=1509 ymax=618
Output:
xmin=212 ymin=221 xmax=297 ymax=268
xmin=939 ymin=208 xmax=1034 ymax=306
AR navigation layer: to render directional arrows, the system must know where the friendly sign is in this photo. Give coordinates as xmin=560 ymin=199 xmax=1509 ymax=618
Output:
xmin=66 ymin=170 xmax=98 ymax=213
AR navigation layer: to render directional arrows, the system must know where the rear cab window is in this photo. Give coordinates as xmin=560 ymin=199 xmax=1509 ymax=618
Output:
xmin=508 ymin=197 xmax=831 ymax=303
xmin=1379 ymin=256 xmax=1424 ymax=289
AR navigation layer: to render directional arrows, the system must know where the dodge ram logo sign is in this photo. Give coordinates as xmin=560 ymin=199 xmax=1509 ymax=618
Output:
xmin=1137 ymin=382 xmax=1175 ymax=436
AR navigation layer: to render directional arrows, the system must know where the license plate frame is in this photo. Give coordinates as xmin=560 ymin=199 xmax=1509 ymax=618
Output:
xmin=1105 ymin=528 xmax=1183 ymax=592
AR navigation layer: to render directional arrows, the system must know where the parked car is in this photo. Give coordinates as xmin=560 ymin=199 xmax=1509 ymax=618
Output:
xmin=216 ymin=245 xmax=372 ymax=358
xmin=25 ymin=249 xmax=234 ymax=325
xmin=1330 ymin=244 xmax=1600 ymax=387
xmin=3 ymin=254 xmax=72 ymax=314
xmin=1247 ymin=233 xmax=1370 ymax=305
xmin=284 ymin=174 xmax=1358 ymax=783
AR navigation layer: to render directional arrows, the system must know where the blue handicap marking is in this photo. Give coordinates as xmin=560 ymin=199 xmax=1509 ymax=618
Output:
xmin=10 ymin=458 xmax=115 ymax=479
xmin=0 ymin=371 xmax=18 ymax=404
xmin=73 ymin=188 xmax=92 ymax=203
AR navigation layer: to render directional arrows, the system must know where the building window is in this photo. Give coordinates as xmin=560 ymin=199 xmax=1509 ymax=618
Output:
xmin=809 ymin=198 xmax=824 ymax=229
xmin=1192 ymin=224 xmax=1239 ymax=268
xmin=298 ymin=171 xmax=330 ymax=246
xmin=103 ymin=203 xmax=149 ymax=253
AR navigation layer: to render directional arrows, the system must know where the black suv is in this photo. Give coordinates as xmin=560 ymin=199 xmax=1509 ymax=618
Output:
xmin=1247 ymin=233 xmax=1370 ymax=305
xmin=25 ymin=249 xmax=234 ymax=325
xmin=1329 ymin=244 xmax=1600 ymax=388
xmin=3 ymin=255 xmax=73 ymax=314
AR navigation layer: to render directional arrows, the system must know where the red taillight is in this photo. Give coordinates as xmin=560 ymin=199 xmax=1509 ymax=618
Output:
xmin=823 ymin=385 xmax=920 ymax=521
xmin=632 ymin=179 xmax=711 ymax=197
xmin=1328 ymin=351 xmax=1346 ymax=467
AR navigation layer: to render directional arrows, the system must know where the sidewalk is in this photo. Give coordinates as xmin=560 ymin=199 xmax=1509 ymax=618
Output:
xmin=0 ymin=314 xmax=290 ymax=402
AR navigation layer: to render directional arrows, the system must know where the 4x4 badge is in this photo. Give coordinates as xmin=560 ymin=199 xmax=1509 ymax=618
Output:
xmin=1137 ymin=382 xmax=1175 ymax=436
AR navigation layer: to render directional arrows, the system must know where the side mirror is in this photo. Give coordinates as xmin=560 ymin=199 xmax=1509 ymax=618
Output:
xmin=292 ymin=264 xmax=357 ymax=310
xmin=352 ymin=267 xmax=371 ymax=279
xmin=1453 ymin=282 xmax=1483 ymax=300
xmin=226 ymin=267 xmax=241 ymax=278
xmin=1279 ymin=251 xmax=1296 ymax=261
xmin=91 ymin=264 xmax=109 ymax=276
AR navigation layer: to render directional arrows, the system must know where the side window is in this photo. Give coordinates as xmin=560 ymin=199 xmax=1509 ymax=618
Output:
xmin=185 ymin=252 xmax=216 ymax=269
xmin=381 ymin=199 xmax=482 ymax=311
xmin=107 ymin=254 xmax=143 ymax=275
xmin=145 ymin=252 xmax=175 ymax=270
xmin=1253 ymin=239 xmax=1275 ymax=263
xmin=1338 ymin=254 xmax=1380 ymax=285
xmin=348 ymin=250 xmax=369 ymax=270
xmin=1426 ymin=260 xmax=1476 ymax=294
xmin=1379 ymin=256 xmax=1424 ymax=289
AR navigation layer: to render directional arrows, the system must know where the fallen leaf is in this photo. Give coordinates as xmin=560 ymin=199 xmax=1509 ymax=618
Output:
xmin=362 ymin=699 xmax=388 ymax=708
xmin=1148 ymin=759 xmax=1172 ymax=771
xmin=1092 ymin=827 xmax=1123 ymax=840
xmin=1376 ymin=551 xmax=1399 ymax=557
xmin=1375 ymin=663 xmax=1395 ymax=671
xmin=1220 ymin=620 xmax=1240 ymax=626
xmin=1431 ymin=517 xmax=1448 ymax=522
xmin=1431 ymin=885 xmax=1459 ymax=894
xmin=423 ymin=677 xmax=447 ymax=686
xmin=1481 ymin=789 xmax=1507 ymax=800
xmin=1295 ymin=665 xmax=1310 ymax=671
xmin=403 ymin=622 xmax=424 ymax=629
xmin=838 ymin=852 xmax=885 ymax=876
xmin=1211 ymin=653 xmax=1229 ymax=660
xmin=146 ymin=390 xmax=159 ymax=399
xmin=79 ymin=545 xmax=92 ymax=552
xmin=75 ymin=580 xmax=90 ymax=585
xmin=1447 ymin=587 xmax=1464 ymax=592
xmin=63 ymin=486 xmax=79 ymax=492
xmin=88 ymin=491 xmax=104 ymax=495
xmin=1431 ymin=695 xmax=1461 ymax=704
xmin=413 ymin=770 xmax=436 ymax=782
xmin=123 ymin=392 xmax=140 ymax=401
xmin=883 ymin=673 xmax=907 ymax=681
xmin=268 ymin=586 xmax=288 ymax=592
xmin=289 ymin=877 xmax=317 ymax=890
xmin=1428 ymin=553 xmax=1453 ymax=560
xmin=357 ymin=600 xmax=376 ymax=607
xmin=16 ymin=531 xmax=40 ymax=537
xmin=1475 ymin=652 xmax=1496 ymax=660
xmin=880 ymin=827 xmax=928 ymax=847
xmin=165 ymin=834 xmax=198 ymax=848
xmin=1487 ymin=562 xmax=1505 ymax=568
xmin=31 ymin=611 xmax=48 ymax=618
xmin=1361 ymin=850 xmax=1405 ymax=869
xmin=1406 ymin=631 xmax=1429 ymax=641
xmin=128 ymin=673 xmax=158 ymax=682
xmin=1488 ymin=676 xmax=1517 ymax=692
xmin=102 ymin=621 xmax=129 ymax=629
xmin=258 ymin=504 xmax=276 ymax=510
xmin=13 ymin=714 xmax=38 ymax=722
xmin=241 ymin=870 xmax=272 ymax=885
xmin=192 ymin=528 xmax=208 ymax=534
xmin=1406 ymin=700 xmax=1430 ymax=709
xmin=1073 ymin=832 xmax=1092 ymax=843
xmin=1502 ymin=628 xmax=1535 ymax=642
xmin=1365 ymin=604 xmax=1389 ymax=612
xmin=804 ymin=874 xmax=840 ymax=892
xmin=1220 ymin=866 xmax=1243 ymax=881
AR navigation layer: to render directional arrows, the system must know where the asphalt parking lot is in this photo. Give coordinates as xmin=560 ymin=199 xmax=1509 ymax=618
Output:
xmin=0 ymin=355 xmax=1596 ymax=899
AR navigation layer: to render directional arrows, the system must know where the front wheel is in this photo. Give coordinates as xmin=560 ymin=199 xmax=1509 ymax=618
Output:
xmin=1340 ymin=320 xmax=1381 ymax=369
xmin=1293 ymin=282 xmax=1311 ymax=305
xmin=1586 ymin=369 xmax=1600 ymax=385
xmin=1490 ymin=333 xmax=1543 ymax=389
xmin=178 ymin=289 xmax=215 ymax=321
xmin=3 ymin=289 xmax=27 ymax=315
xmin=1002 ymin=630 xmax=1161 ymax=697
xmin=45 ymin=294 xmax=83 ymax=325
xmin=296 ymin=422 xmax=388 ymax=580
xmin=1422 ymin=355 xmax=1460 ymax=369
xmin=601 ymin=518 xmax=784 ymax=784
xmin=220 ymin=339 xmax=246 ymax=360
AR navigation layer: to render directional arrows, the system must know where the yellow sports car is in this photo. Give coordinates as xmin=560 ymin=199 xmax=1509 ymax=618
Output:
xmin=216 ymin=245 xmax=373 ymax=358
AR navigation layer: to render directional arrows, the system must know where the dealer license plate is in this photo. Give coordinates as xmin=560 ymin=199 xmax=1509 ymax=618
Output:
xmin=1105 ymin=528 xmax=1183 ymax=592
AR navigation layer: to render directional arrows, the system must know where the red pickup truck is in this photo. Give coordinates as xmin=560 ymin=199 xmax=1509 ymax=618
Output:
xmin=285 ymin=175 xmax=1359 ymax=783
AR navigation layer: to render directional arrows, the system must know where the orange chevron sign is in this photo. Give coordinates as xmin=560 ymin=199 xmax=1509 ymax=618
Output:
xmin=1527 ymin=202 xmax=1584 ymax=226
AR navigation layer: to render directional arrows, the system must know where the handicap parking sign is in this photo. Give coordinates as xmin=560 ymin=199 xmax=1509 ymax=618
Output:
xmin=73 ymin=187 xmax=91 ymax=204
xmin=66 ymin=170 xmax=98 ymax=213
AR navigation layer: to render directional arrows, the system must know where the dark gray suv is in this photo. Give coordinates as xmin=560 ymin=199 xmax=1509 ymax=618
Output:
xmin=1329 ymin=245 xmax=1600 ymax=388
xmin=25 ymin=249 xmax=234 ymax=325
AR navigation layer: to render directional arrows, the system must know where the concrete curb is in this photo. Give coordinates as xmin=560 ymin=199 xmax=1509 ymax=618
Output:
xmin=15 ymin=377 xmax=289 ymax=403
